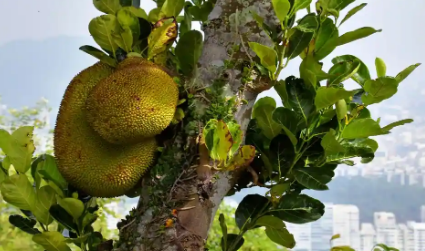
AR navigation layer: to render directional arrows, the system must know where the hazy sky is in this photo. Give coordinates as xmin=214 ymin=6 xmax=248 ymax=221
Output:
xmin=0 ymin=0 xmax=424 ymax=123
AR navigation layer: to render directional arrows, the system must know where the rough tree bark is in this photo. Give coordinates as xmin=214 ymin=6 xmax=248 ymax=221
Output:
xmin=115 ymin=1 xmax=279 ymax=250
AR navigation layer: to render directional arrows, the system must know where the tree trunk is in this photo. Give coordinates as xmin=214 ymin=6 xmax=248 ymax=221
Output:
xmin=115 ymin=1 xmax=278 ymax=250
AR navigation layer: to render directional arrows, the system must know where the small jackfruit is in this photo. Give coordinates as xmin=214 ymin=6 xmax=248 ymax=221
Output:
xmin=54 ymin=61 xmax=159 ymax=198
xmin=85 ymin=57 xmax=179 ymax=144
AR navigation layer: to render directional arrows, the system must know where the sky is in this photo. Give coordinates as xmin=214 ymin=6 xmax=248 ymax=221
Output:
xmin=0 ymin=0 xmax=424 ymax=207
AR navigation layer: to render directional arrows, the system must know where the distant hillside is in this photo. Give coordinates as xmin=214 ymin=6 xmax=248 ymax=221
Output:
xmin=230 ymin=176 xmax=425 ymax=224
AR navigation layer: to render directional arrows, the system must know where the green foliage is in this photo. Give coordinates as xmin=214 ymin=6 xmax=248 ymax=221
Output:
xmin=214 ymin=0 xmax=420 ymax=250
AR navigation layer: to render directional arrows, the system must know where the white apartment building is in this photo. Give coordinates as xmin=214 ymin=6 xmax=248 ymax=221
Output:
xmin=360 ymin=223 xmax=376 ymax=251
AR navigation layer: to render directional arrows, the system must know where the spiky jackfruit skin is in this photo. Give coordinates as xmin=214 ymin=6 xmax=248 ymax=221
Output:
xmin=85 ymin=57 xmax=179 ymax=145
xmin=54 ymin=62 xmax=158 ymax=198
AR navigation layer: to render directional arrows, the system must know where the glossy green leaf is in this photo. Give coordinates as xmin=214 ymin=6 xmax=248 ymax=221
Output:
xmin=335 ymin=99 xmax=347 ymax=120
xmin=58 ymin=198 xmax=85 ymax=221
xmin=361 ymin=78 xmax=398 ymax=105
xmin=338 ymin=27 xmax=382 ymax=46
xmin=274 ymin=80 xmax=291 ymax=108
xmin=148 ymin=8 xmax=160 ymax=22
xmin=219 ymin=214 xmax=228 ymax=242
xmin=0 ymin=126 xmax=35 ymax=173
xmin=273 ymin=194 xmax=325 ymax=224
xmin=88 ymin=15 xmax=120 ymax=54
xmin=235 ymin=194 xmax=269 ymax=230
xmin=381 ymin=119 xmax=413 ymax=132
xmin=188 ymin=2 xmax=213 ymax=22
xmin=321 ymin=129 xmax=345 ymax=156
xmin=342 ymin=118 xmax=386 ymax=139
xmin=117 ymin=7 xmax=141 ymax=46
xmin=9 ymin=215 xmax=41 ymax=235
xmin=175 ymin=30 xmax=203 ymax=75
xmin=252 ymin=97 xmax=281 ymax=140
xmin=285 ymin=29 xmax=314 ymax=59
xmin=314 ymin=18 xmax=339 ymax=60
xmin=93 ymin=0 xmax=122 ymax=14
xmin=265 ymin=227 xmax=296 ymax=248
xmin=332 ymin=55 xmax=371 ymax=86
xmin=272 ymin=0 xmax=291 ymax=24
xmin=0 ymin=174 xmax=36 ymax=210
xmin=248 ymin=42 xmax=277 ymax=74
xmin=291 ymin=0 xmax=313 ymax=15
xmin=32 ymin=232 xmax=72 ymax=251
xmin=299 ymin=55 xmax=330 ymax=87
xmin=88 ymin=232 xmax=104 ymax=251
xmin=332 ymin=246 xmax=356 ymax=251
xmin=272 ymin=107 xmax=302 ymax=134
xmin=328 ymin=58 xmax=361 ymax=86
xmin=180 ymin=3 xmax=192 ymax=35
xmin=79 ymin=45 xmax=117 ymax=67
xmin=34 ymin=154 xmax=67 ymax=189
xmin=147 ymin=18 xmax=177 ymax=60
xmin=339 ymin=3 xmax=367 ymax=26
xmin=255 ymin=215 xmax=286 ymax=229
xmin=160 ymin=0 xmax=185 ymax=18
xmin=294 ymin=166 xmax=334 ymax=190
xmin=296 ymin=13 xmax=319 ymax=33
xmin=375 ymin=57 xmax=386 ymax=78
xmin=285 ymin=77 xmax=315 ymax=127
xmin=32 ymin=186 xmax=56 ymax=225
xmin=315 ymin=87 xmax=355 ymax=110
xmin=221 ymin=234 xmax=244 ymax=251
xmin=49 ymin=205 xmax=78 ymax=232
xmin=269 ymin=134 xmax=295 ymax=173
xmin=395 ymin=63 xmax=421 ymax=84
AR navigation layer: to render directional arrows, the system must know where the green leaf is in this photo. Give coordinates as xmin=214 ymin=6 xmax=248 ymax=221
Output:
xmin=338 ymin=27 xmax=382 ymax=46
xmin=117 ymin=7 xmax=141 ymax=45
xmin=219 ymin=214 xmax=228 ymax=242
xmin=88 ymin=232 xmax=104 ymax=251
xmin=79 ymin=45 xmax=117 ymax=67
xmin=160 ymin=0 xmax=185 ymax=18
xmin=255 ymin=215 xmax=286 ymax=229
xmin=272 ymin=107 xmax=302 ymax=134
xmin=188 ymin=2 xmax=213 ymax=22
xmin=49 ymin=205 xmax=79 ymax=232
xmin=9 ymin=215 xmax=41 ymax=235
xmin=227 ymin=121 xmax=243 ymax=157
xmin=395 ymin=63 xmax=421 ymax=84
xmin=285 ymin=77 xmax=315 ymax=127
xmin=269 ymin=134 xmax=296 ymax=173
xmin=339 ymin=3 xmax=367 ymax=26
xmin=175 ymin=30 xmax=203 ymax=75
xmin=0 ymin=174 xmax=36 ymax=210
xmin=270 ymin=183 xmax=290 ymax=198
xmin=248 ymin=42 xmax=277 ymax=74
xmin=126 ymin=5 xmax=148 ymax=19
xmin=328 ymin=58 xmax=361 ymax=86
xmin=332 ymin=246 xmax=356 ymax=251
xmin=335 ymin=99 xmax=347 ymax=120
xmin=296 ymin=13 xmax=319 ymax=33
xmin=252 ymin=97 xmax=281 ymax=140
xmin=273 ymin=194 xmax=325 ymax=224
xmin=272 ymin=0 xmax=291 ymax=24
xmin=180 ymin=4 xmax=192 ymax=36
xmin=2 ymin=126 xmax=35 ymax=173
xmin=332 ymin=55 xmax=371 ymax=86
xmin=274 ymin=80 xmax=291 ymax=108
xmin=221 ymin=234 xmax=244 ymax=251
xmin=265 ymin=227 xmax=296 ymax=248
xmin=293 ymin=166 xmax=334 ymax=190
xmin=32 ymin=186 xmax=56 ymax=225
xmin=361 ymin=77 xmax=398 ymax=105
xmin=291 ymin=0 xmax=313 ymax=15
xmin=342 ymin=118 xmax=386 ymax=139
xmin=299 ymin=55 xmax=330 ymax=87
xmin=381 ymin=119 xmax=413 ymax=132
xmin=88 ymin=15 xmax=120 ymax=54
xmin=321 ymin=129 xmax=345 ymax=156
xmin=375 ymin=57 xmax=386 ymax=78
xmin=93 ymin=0 xmax=122 ymax=14
xmin=331 ymin=233 xmax=341 ymax=241
xmin=235 ymin=194 xmax=269 ymax=230
xmin=315 ymin=87 xmax=355 ymax=110
xmin=314 ymin=18 xmax=339 ymax=60
xmin=285 ymin=28 xmax=314 ymax=59
xmin=148 ymin=8 xmax=160 ymax=22
xmin=58 ymin=198 xmax=85 ymax=221
xmin=32 ymin=232 xmax=72 ymax=251
xmin=35 ymin=154 xmax=67 ymax=190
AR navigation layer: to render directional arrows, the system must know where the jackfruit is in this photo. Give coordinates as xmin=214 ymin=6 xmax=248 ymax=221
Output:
xmin=85 ymin=57 xmax=179 ymax=144
xmin=54 ymin=61 xmax=159 ymax=198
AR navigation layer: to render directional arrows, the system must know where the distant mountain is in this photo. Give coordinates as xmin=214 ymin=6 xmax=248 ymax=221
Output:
xmin=229 ymin=176 xmax=425 ymax=224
